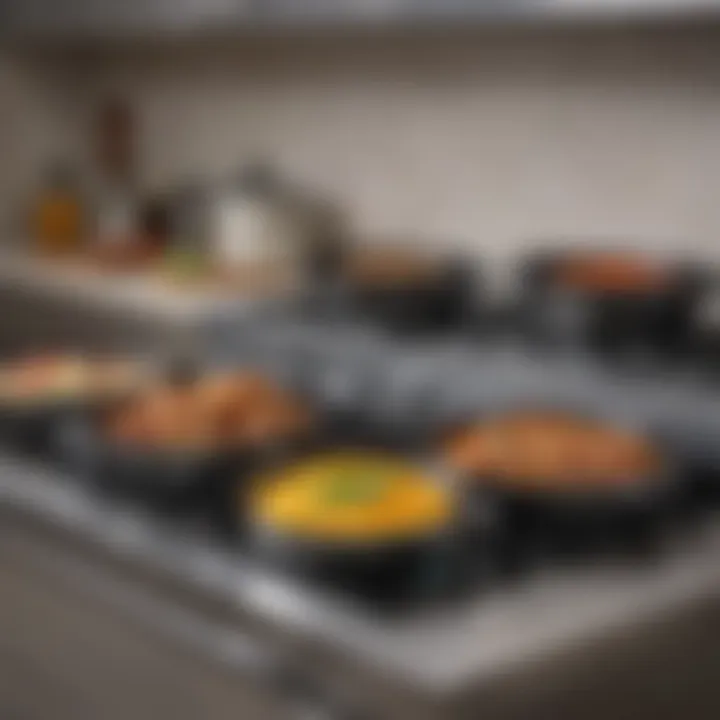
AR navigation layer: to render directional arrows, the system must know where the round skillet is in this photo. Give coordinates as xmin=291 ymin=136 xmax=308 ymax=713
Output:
xmin=341 ymin=247 xmax=478 ymax=335
xmin=438 ymin=406 xmax=678 ymax=566
xmin=518 ymin=249 xmax=705 ymax=361
xmin=0 ymin=354 xmax=149 ymax=459
xmin=235 ymin=452 xmax=489 ymax=607
xmin=69 ymin=370 xmax=317 ymax=516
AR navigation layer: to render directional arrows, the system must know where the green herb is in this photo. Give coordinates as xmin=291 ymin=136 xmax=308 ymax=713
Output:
xmin=321 ymin=467 xmax=393 ymax=506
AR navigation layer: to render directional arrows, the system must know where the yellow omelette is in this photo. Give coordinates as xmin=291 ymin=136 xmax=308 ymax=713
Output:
xmin=250 ymin=453 xmax=452 ymax=544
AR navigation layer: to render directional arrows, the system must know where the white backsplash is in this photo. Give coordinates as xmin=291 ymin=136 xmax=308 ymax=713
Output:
xmin=6 ymin=27 xmax=720 ymax=291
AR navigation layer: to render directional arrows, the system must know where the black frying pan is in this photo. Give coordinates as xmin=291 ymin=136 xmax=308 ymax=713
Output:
xmin=0 ymin=384 xmax=146 ymax=461
xmin=59 ymin=365 xmax=321 ymax=518
xmin=245 ymin=470 xmax=490 ymax=610
xmin=213 ymin=445 xmax=494 ymax=609
xmin=0 ymin=352 xmax=154 ymax=460
xmin=436 ymin=405 xmax=679 ymax=570
xmin=517 ymin=249 xmax=706 ymax=362
xmin=345 ymin=256 xmax=479 ymax=335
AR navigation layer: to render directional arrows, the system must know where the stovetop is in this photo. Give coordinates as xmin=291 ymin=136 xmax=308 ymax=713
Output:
xmin=204 ymin=313 xmax=720 ymax=466
xmin=4 ymin=315 xmax=720 ymax=697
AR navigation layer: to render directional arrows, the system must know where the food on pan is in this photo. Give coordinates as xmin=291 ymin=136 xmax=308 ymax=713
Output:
xmin=346 ymin=247 xmax=442 ymax=289
xmin=0 ymin=355 xmax=144 ymax=404
xmin=443 ymin=412 xmax=661 ymax=491
xmin=554 ymin=254 xmax=672 ymax=295
xmin=106 ymin=372 xmax=312 ymax=451
xmin=250 ymin=453 xmax=452 ymax=543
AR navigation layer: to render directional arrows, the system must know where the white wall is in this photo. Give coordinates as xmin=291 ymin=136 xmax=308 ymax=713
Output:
xmin=13 ymin=27 xmax=720 ymax=283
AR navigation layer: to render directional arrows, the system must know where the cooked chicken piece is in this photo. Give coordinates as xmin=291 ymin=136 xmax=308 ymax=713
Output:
xmin=106 ymin=372 xmax=312 ymax=452
xmin=443 ymin=413 xmax=660 ymax=490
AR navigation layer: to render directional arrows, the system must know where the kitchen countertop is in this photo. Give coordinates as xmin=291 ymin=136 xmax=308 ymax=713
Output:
xmin=2 ymin=454 xmax=719 ymax=702
xmin=0 ymin=251 xmax=296 ymax=324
